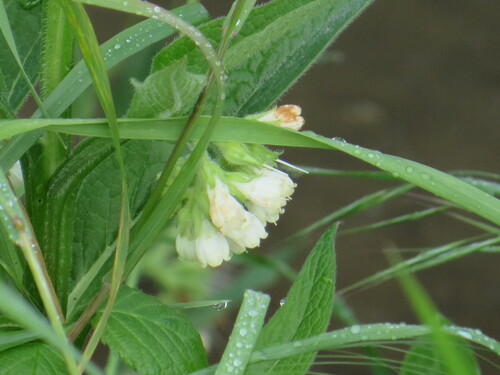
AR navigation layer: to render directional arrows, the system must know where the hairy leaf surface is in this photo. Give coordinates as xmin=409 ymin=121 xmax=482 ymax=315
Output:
xmin=94 ymin=286 xmax=208 ymax=375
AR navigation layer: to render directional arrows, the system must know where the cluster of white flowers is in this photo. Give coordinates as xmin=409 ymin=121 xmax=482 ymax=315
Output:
xmin=174 ymin=105 xmax=303 ymax=267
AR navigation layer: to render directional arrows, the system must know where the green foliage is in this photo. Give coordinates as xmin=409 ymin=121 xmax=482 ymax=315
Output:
xmin=401 ymin=336 xmax=481 ymax=375
xmin=0 ymin=343 xmax=66 ymax=375
xmin=248 ymin=225 xmax=337 ymax=375
xmin=94 ymin=286 xmax=208 ymax=375
xmin=0 ymin=0 xmax=42 ymax=115
xmin=0 ymin=0 xmax=498 ymax=374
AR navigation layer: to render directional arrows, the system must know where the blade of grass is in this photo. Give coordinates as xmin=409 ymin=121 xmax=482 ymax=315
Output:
xmin=39 ymin=117 xmax=500 ymax=227
xmin=5 ymin=115 xmax=500 ymax=227
xmin=57 ymin=2 xmax=130 ymax=369
xmin=340 ymin=236 xmax=500 ymax=294
xmin=191 ymin=324 xmax=498 ymax=375
xmin=64 ymin=0 xmax=225 ymax=343
xmin=0 ymin=282 xmax=104 ymax=375
xmin=340 ymin=206 xmax=449 ymax=236
xmin=215 ymin=290 xmax=270 ymax=375
xmin=390 ymin=250 xmax=477 ymax=375
xmin=300 ymin=166 xmax=396 ymax=180
xmin=0 ymin=169 xmax=77 ymax=373
xmin=288 ymin=184 xmax=413 ymax=242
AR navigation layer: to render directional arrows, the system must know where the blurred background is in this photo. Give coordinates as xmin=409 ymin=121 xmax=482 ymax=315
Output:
xmin=87 ymin=0 xmax=500 ymax=373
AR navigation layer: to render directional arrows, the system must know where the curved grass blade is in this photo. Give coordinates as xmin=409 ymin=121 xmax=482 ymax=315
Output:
xmin=340 ymin=206 xmax=449 ymax=236
xmin=31 ymin=117 xmax=500 ymax=226
xmin=299 ymin=166 xmax=396 ymax=180
xmin=393 ymin=253 xmax=479 ymax=375
xmin=215 ymin=290 xmax=270 ymax=375
xmin=190 ymin=324 xmax=498 ymax=375
xmin=56 ymin=2 xmax=131 ymax=369
xmin=340 ymin=236 xmax=499 ymax=294
xmin=0 ymin=169 xmax=78 ymax=372
xmin=0 ymin=282 xmax=104 ymax=375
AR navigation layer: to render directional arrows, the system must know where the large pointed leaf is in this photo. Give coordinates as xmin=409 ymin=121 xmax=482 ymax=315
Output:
xmin=151 ymin=0 xmax=373 ymax=116
xmin=0 ymin=342 xmax=66 ymax=375
xmin=0 ymin=0 xmax=42 ymax=115
xmin=40 ymin=138 xmax=172 ymax=317
xmin=127 ymin=59 xmax=206 ymax=118
xmin=94 ymin=286 xmax=208 ymax=375
xmin=248 ymin=225 xmax=337 ymax=375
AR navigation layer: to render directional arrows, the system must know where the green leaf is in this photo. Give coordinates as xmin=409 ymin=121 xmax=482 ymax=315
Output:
xmin=94 ymin=286 xmax=208 ymax=375
xmin=247 ymin=324 xmax=500 ymax=364
xmin=249 ymin=225 xmax=337 ymax=375
xmin=127 ymin=59 xmax=206 ymax=118
xmin=400 ymin=336 xmax=481 ymax=375
xmin=6 ymin=116 xmax=500 ymax=226
xmin=0 ymin=0 xmax=42 ymax=115
xmin=38 ymin=138 xmax=171 ymax=318
xmin=152 ymin=0 xmax=373 ymax=116
xmin=0 ymin=3 xmax=208 ymax=172
xmin=0 ymin=342 xmax=66 ymax=375
xmin=215 ymin=290 xmax=270 ymax=375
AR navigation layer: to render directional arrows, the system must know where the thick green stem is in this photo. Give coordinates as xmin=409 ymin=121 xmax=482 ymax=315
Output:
xmin=22 ymin=0 xmax=72 ymax=239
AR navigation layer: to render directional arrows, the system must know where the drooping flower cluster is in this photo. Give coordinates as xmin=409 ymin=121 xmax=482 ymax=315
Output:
xmin=174 ymin=106 xmax=303 ymax=267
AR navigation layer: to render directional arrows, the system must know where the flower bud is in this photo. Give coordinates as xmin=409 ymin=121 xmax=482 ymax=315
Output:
xmin=257 ymin=105 xmax=304 ymax=130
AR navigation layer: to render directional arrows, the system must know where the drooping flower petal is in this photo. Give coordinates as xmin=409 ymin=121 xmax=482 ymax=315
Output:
xmin=246 ymin=202 xmax=283 ymax=224
xmin=233 ymin=168 xmax=295 ymax=210
xmin=208 ymin=178 xmax=267 ymax=249
xmin=195 ymin=220 xmax=231 ymax=268
xmin=175 ymin=235 xmax=198 ymax=261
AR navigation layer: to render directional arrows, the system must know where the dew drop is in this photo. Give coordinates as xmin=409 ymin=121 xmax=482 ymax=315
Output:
xmin=154 ymin=6 xmax=161 ymax=12
xmin=114 ymin=43 xmax=121 ymax=49
xmin=367 ymin=153 xmax=375 ymax=159
xmin=420 ymin=173 xmax=431 ymax=180
xmin=350 ymin=325 xmax=361 ymax=334
xmin=406 ymin=166 xmax=414 ymax=173
xmin=457 ymin=330 xmax=472 ymax=340
xmin=213 ymin=301 xmax=229 ymax=311
xmin=239 ymin=328 xmax=248 ymax=337
xmin=279 ymin=298 xmax=286 ymax=306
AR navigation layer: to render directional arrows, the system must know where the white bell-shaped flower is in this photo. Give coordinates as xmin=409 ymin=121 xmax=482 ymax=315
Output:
xmin=208 ymin=177 xmax=267 ymax=249
xmin=233 ymin=167 xmax=295 ymax=223
xmin=195 ymin=220 xmax=231 ymax=268
xmin=175 ymin=235 xmax=198 ymax=262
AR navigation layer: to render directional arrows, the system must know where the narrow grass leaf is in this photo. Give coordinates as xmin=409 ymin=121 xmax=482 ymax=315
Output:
xmin=0 ymin=330 xmax=39 ymax=352
xmin=57 ymin=2 xmax=130 ymax=368
xmin=341 ymin=206 xmax=449 ymax=236
xmin=393 ymin=255 xmax=479 ymax=375
xmin=400 ymin=336 xmax=480 ymax=375
xmin=341 ymin=236 xmax=500 ymax=294
xmin=249 ymin=324 xmax=499 ymax=363
xmin=215 ymin=290 xmax=270 ymax=375
xmin=5 ymin=116 xmax=500 ymax=226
